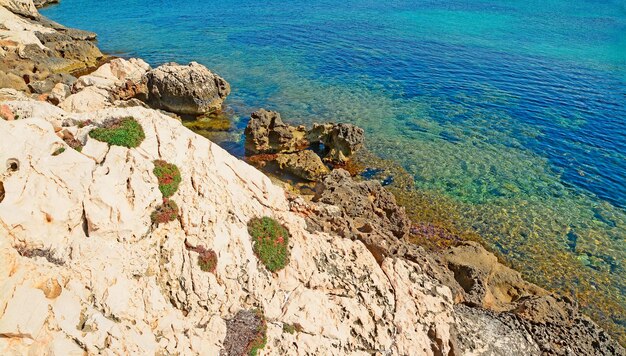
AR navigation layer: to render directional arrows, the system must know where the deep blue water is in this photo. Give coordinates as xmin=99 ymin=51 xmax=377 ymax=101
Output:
xmin=42 ymin=0 xmax=626 ymax=340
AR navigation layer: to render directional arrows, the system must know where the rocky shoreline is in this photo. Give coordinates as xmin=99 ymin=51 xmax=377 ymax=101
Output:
xmin=0 ymin=2 xmax=624 ymax=355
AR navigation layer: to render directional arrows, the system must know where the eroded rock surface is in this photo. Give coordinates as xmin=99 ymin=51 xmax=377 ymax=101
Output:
xmin=0 ymin=1 xmax=103 ymax=93
xmin=244 ymin=109 xmax=308 ymax=154
xmin=275 ymin=150 xmax=330 ymax=181
xmin=145 ymin=61 xmax=230 ymax=115
xmin=0 ymin=100 xmax=462 ymax=355
xmin=308 ymin=122 xmax=364 ymax=164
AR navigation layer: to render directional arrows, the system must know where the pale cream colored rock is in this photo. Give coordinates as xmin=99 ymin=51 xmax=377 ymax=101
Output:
xmin=49 ymin=334 xmax=84 ymax=356
xmin=0 ymin=88 xmax=30 ymax=101
xmin=49 ymin=82 xmax=71 ymax=102
xmin=59 ymin=86 xmax=111 ymax=113
xmin=80 ymin=136 xmax=109 ymax=163
xmin=0 ymin=100 xmax=460 ymax=355
xmin=3 ymin=99 xmax=67 ymax=126
xmin=0 ymin=6 xmax=52 ymax=50
xmin=0 ymin=0 xmax=39 ymax=19
xmin=0 ymin=285 xmax=49 ymax=339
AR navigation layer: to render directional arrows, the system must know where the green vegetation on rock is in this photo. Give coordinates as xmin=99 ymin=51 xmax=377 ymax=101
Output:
xmin=151 ymin=199 xmax=179 ymax=225
xmin=248 ymin=309 xmax=267 ymax=356
xmin=89 ymin=117 xmax=145 ymax=148
xmin=197 ymin=248 xmax=218 ymax=273
xmin=248 ymin=217 xmax=290 ymax=272
xmin=153 ymin=160 xmax=182 ymax=198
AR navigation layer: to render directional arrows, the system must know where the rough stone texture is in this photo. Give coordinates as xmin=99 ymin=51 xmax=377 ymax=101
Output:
xmin=244 ymin=108 xmax=308 ymax=154
xmin=245 ymin=110 xmax=364 ymax=165
xmin=297 ymin=170 xmax=626 ymax=355
xmin=60 ymin=57 xmax=150 ymax=112
xmin=145 ymin=61 xmax=230 ymax=115
xmin=0 ymin=2 xmax=102 ymax=93
xmin=308 ymin=122 xmax=365 ymax=163
xmin=0 ymin=0 xmax=38 ymax=19
xmin=443 ymin=241 xmax=547 ymax=311
xmin=453 ymin=304 xmax=542 ymax=355
xmin=275 ymin=150 xmax=330 ymax=181
xmin=32 ymin=0 xmax=58 ymax=8
xmin=0 ymin=101 xmax=460 ymax=355
xmin=313 ymin=169 xmax=411 ymax=241
xmin=221 ymin=310 xmax=265 ymax=356
xmin=506 ymin=295 xmax=626 ymax=355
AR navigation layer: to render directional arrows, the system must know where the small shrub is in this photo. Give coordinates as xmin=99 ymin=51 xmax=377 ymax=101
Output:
xmin=153 ymin=160 xmax=182 ymax=198
xmin=197 ymin=248 xmax=218 ymax=273
xmin=89 ymin=117 xmax=145 ymax=148
xmin=185 ymin=241 xmax=218 ymax=273
xmin=52 ymin=147 xmax=65 ymax=156
xmin=151 ymin=199 xmax=179 ymax=225
xmin=248 ymin=217 xmax=290 ymax=272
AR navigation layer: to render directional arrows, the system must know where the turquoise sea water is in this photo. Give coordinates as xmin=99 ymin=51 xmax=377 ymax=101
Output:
xmin=43 ymin=0 xmax=626 ymax=341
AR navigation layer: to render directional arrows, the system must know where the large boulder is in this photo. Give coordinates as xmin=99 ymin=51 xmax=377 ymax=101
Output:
xmin=244 ymin=108 xmax=308 ymax=154
xmin=145 ymin=61 xmax=230 ymax=115
xmin=244 ymin=109 xmax=364 ymax=165
xmin=275 ymin=150 xmax=330 ymax=181
xmin=60 ymin=58 xmax=150 ymax=112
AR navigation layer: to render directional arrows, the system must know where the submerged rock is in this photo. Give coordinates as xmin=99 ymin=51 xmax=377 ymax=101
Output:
xmin=145 ymin=61 xmax=230 ymax=115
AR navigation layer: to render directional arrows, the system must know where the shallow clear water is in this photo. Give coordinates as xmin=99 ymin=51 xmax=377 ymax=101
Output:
xmin=43 ymin=0 xmax=626 ymax=341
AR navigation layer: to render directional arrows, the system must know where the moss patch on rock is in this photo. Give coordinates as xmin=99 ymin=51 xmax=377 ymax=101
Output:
xmin=89 ymin=117 xmax=145 ymax=148
xmin=248 ymin=217 xmax=290 ymax=272
xmin=153 ymin=160 xmax=181 ymax=198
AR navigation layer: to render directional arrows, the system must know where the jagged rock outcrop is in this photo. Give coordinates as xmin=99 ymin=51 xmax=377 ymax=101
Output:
xmin=0 ymin=0 xmax=103 ymax=93
xmin=0 ymin=0 xmax=38 ymax=19
xmin=296 ymin=169 xmax=625 ymax=355
xmin=59 ymin=57 xmax=151 ymax=112
xmin=244 ymin=109 xmax=364 ymax=181
xmin=0 ymin=100 xmax=461 ymax=355
xmin=145 ymin=61 xmax=230 ymax=115
xmin=244 ymin=109 xmax=308 ymax=154
xmin=444 ymin=241 xmax=548 ymax=311
xmin=313 ymin=169 xmax=411 ymax=241
xmin=308 ymin=123 xmax=364 ymax=164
